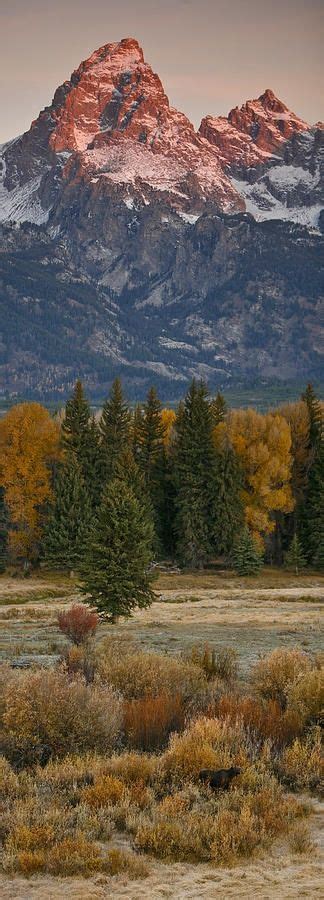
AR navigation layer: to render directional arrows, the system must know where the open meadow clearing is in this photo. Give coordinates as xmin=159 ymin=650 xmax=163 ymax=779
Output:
xmin=0 ymin=569 xmax=323 ymax=898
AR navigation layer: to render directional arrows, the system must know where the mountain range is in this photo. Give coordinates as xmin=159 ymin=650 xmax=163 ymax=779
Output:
xmin=0 ymin=37 xmax=323 ymax=398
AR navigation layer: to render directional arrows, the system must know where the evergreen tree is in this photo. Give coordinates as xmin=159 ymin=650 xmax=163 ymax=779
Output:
xmin=137 ymin=387 xmax=165 ymax=483
xmin=211 ymin=442 xmax=243 ymax=555
xmin=313 ymin=532 xmax=324 ymax=570
xmin=114 ymin=447 xmax=154 ymax=524
xmin=82 ymin=416 xmax=103 ymax=511
xmin=0 ymin=487 xmax=8 ymax=573
xmin=301 ymin=383 xmax=323 ymax=452
xmin=284 ymin=533 xmax=307 ymax=574
xmin=132 ymin=403 xmax=144 ymax=463
xmin=231 ymin=526 xmax=263 ymax=575
xmin=43 ymin=460 xmax=93 ymax=571
xmin=61 ymin=380 xmax=91 ymax=457
xmin=172 ymin=380 xmax=217 ymax=568
xmin=136 ymin=387 xmax=166 ymax=551
xmin=80 ymin=479 xmax=155 ymax=620
xmin=211 ymin=391 xmax=227 ymax=426
xmin=301 ymin=437 xmax=324 ymax=564
xmin=99 ymin=378 xmax=131 ymax=482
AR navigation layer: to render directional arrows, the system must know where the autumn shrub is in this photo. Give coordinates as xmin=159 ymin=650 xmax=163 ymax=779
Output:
xmin=82 ymin=775 xmax=125 ymax=808
xmin=1 ymin=668 xmax=122 ymax=764
xmin=251 ymin=648 xmax=312 ymax=709
xmin=288 ymin=821 xmax=314 ymax=855
xmin=104 ymin=848 xmax=149 ymax=878
xmin=58 ymin=604 xmax=98 ymax=645
xmin=134 ymin=770 xmax=305 ymax=863
xmin=161 ymin=716 xmax=250 ymax=784
xmin=278 ymin=727 xmax=322 ymax=789
xmin=214 ymin=694 xmax=303 ymax=747
xmin=105 ymin=752 xmax=159 ymax=785
xmin=0 ymin=755 xmax=19 ymax=799
xmin=123 ymin=693 xmax=185 ymax=751
xmin=183 ymin=643 xmax=238 ymax=682
xmin=287 ymin=667 xmax=324 ymax=725
xmin=97 ymin=644 xmax=205 ymax=702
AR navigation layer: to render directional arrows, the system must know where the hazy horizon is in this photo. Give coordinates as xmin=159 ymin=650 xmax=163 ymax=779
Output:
xmin=0 ymin=0 xmax=323 ymax=144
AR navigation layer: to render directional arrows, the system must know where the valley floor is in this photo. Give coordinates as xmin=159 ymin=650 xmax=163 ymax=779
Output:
xmin=1 ymin=799 xmax=323 ymax=900
xmin=1 ymin=568 xmax=323 ymax=898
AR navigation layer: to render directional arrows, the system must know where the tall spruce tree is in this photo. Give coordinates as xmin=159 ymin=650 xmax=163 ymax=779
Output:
xmin=80 ymin=479 xmax=155 ymax=620
xmin=43 ymin=460 xmax=93 ymax=571
xmin=172 ymin=380 xmax=217 ymax=568
xmin=211 ymin=442 xmax=243 ymax=555
xmin=284 ymin=533 xmax=307 ymax=574
xmin=300 ymin=386 xmax=324 ymax=563
xmin=82 ymin=416 xmax=103 ymax=511
xmin=100 ymin=379 xmax=131 ymax=482
xmin=136 ymin=387 xmax=166 ymax=551
xmin=302 ymin=437 xmax=324 ymax=564
xmin=231 ymin=526 xmax=263 ymax=575
xmin=211 ymin=391 xmax=227 ymax=426
xmin=0 ymin=487 xmax=8 ymax=573
xmin=302 ymin=383 xmax=323 ymax=452
xmin=61 ymin=380 xmax=91 ymax=458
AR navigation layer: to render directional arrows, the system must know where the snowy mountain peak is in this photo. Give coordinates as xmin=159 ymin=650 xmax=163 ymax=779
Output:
xmin=0 ymin=43 xmax=322 ymax=230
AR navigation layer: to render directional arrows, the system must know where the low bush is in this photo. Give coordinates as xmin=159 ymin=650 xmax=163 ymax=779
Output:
xmin=82 ymin=775 xmax=125 ymax=808
xmin=287 ymin=667 xmax=324 ymax=725
xmin=97 ymin=644 xmax=205 ymax=702
xmin=161 ymin=716 xmax=250 ymax=783
xmin=251 ymin=648 xmax=312 ymax=709
xmin=105 ymin=752 xmax=159 ymax=785
xmin=183 ymin=644 xmax=238 ymax=682
xmin=134 ymin=771 xmax=305 ymax=864
xmin=123 ymin=693 xmax=185 ymax=751
xmin=0 ymin=756 xmax=19 ymax=799
xmin=104 ymin=848 xmax=149 ymax=878
xmin=1 ymin=668 xmax=122 ymax=765
xmin=213 ymin=694 xmax=303 ymax=747
xmin=58 ymin=604 xmax=98 ymax=645
xmin=288 ymin=821 xmax=314 ymax=855
xmin=278 ymin=727 xmax=322 ymax=789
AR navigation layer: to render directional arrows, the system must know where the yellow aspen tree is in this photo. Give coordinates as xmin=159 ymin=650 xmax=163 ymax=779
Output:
xmin=227 ymin=408 xmax=294 ymax=540
xmin=0 ymin=403 xmax=60 ymax=562
xmin=160 ymin=408 xmax=176 ymax=447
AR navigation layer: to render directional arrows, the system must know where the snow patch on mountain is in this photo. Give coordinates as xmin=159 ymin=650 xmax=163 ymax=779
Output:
xmin=0 ymin=147 xmax=50 ymax=225
xmin=232 ymin=176 xmax=322 ymax=228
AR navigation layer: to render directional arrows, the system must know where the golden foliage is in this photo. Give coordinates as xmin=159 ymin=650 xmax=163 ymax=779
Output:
xmin=251 ymin=647 xmax=312 ymax=708
xmin=82 ymin=775 xmax=125 ymax=808
xmin=227 ymin=408 xmax=294 ymax=538
xmin=160 ymin=408 xmax=176 ymax=446
xmin=287 ymin=667 xmax=324 ymax=724
xmin=161 ymin=716 xmax=249 ymax=782
xmin=123 ymin=693 xmax=185 ymax=751
xmin=279 ymin=728 xmax=322 ymax=789
xmin=0 ymin=402 xmax=60 ymax=560
xmin=2 ymin=668 xmax=122 ymax=760
xmin=97 ymin=641 xmax=205 ymax=701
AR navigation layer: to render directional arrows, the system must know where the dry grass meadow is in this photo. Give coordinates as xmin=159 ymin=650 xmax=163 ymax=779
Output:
xmin=0 ymin=568 xmax=323 ymax=898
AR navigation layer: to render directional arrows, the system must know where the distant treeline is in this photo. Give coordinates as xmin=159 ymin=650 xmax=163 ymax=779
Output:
xmin=0 ymin=378 xmax=323 ymax=579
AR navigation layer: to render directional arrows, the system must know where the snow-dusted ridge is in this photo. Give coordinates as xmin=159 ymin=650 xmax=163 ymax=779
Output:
xmin=0 ymin=40 xmax=323 ymax=230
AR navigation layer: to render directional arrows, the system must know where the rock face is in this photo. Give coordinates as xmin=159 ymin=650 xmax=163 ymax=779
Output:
xmin=200 ymin=91 xmax=324 ymax=229
xmin=0 ymin=39 xmax=323 ymax=397
xmin=200 ymin=89 xmax=308 ymax=168
xmin=0 ymin=38 xmax=243 ymax=224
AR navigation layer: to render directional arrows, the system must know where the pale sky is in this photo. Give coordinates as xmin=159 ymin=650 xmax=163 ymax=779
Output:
xmin=0 ymin=0 xmax=323 ymax=144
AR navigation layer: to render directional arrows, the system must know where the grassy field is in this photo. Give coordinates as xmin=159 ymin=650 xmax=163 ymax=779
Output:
xmin=1 ymin=568 xmax=323 ymax=673
xmin=0 ymin=567 xmax=323 ymax=898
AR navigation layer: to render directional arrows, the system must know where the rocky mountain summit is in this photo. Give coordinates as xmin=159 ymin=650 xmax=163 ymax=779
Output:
xmin=0 ymin=38 xmax=323 ymax=397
